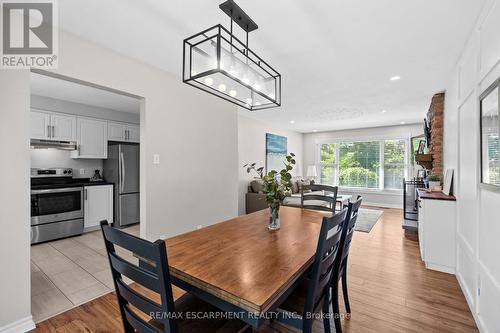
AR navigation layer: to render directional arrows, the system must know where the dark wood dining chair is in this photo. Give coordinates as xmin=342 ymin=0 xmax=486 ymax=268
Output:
xmin=275 ymin=208 xmax=347 ymax=333
xmin=331 ymin=197 xmax=362 ymax=333
xmin=301 ymin=184 xmax=339 ymax=214
xmin=100 ymin=221 xmax=250 ymax=333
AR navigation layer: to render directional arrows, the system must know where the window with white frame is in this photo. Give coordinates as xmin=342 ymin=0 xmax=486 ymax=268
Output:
xmin=318 ymin=138 xmax=408 ymax=190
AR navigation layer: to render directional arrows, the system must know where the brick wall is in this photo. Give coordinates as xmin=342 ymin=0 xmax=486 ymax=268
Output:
xmin=426 ymin=93 xmax=444 ymax=177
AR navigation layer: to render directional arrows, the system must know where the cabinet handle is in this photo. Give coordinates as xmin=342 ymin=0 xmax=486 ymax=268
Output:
xmin=52 ymin=125 xmax=55 ymax=138
xmin=126 ymin=129 xmax=129 ymax=140
xmin=84 ymin=189 xmax=88 ymax=200
xmin=47 ymin=125 xmax=51 ymax=138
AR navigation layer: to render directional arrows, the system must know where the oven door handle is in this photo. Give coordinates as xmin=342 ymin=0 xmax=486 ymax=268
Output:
xmin=31 ymin=187 xmax=83 ymax=195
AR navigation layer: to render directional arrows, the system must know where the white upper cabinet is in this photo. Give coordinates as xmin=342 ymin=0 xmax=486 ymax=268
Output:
xmin=126 ymin=124 xmax=140 ymax=143
xmin=72 ymin=117 xmax=108 ymax=159
xmin=108 ymin=122 xmax=140 ymax=143
xmin=51 ymin=113 xmax=76 ymax=141
xmin=30 ymin=110 xmax=76 ymax=141
xmin=108 ymin=122 xmax=126 ymax=141
xmin=31 ymin=111 xmax=51 ymax=140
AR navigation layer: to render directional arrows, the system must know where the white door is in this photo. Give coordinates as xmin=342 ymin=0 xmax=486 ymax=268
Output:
xmin=51 ymin=114 xmax=76 ymax=141
xmin=126 ymin=125 xmax=140 ymax=143
xmin=84 ymin=185 xmax=114 ymax=229
xmin=30 ymin=111 xmax=51 ymax=140
xmin=74 ymin=118 xmax=108 ymax=158
xmin=108 ymin=122 xmax=126 ymax=141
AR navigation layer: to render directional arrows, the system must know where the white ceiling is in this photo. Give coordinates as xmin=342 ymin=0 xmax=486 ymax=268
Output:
xmin=56 ymin=0 xmax=484 ymax=132
xmin=30 ymin=73 xmax=141 ymax=113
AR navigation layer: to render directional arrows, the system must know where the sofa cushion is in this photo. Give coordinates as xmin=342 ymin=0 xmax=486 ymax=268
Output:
xmin=250 ymin=179 xmax=265 ymax=193
xmin=298 ymin=179 xmax=311 ymax=193
xmin=291 ymin=180 xmax=299 ymax=194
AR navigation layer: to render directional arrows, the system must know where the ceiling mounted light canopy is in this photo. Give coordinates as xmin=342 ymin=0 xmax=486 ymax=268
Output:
xmin=182 ymin=0 xmax=281 ymax=111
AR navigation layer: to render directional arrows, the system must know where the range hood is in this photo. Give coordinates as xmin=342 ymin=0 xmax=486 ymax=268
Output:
xmin=30 ymin=139 xmax=77 ymax=150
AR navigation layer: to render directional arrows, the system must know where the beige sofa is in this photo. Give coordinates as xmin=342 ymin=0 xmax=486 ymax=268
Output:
xmin=245 ymin=177 xmax=309 ymax=214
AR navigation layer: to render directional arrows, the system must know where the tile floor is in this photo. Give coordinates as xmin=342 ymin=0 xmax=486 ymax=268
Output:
xmin=30 ymin=224 xmax=140 ymax=323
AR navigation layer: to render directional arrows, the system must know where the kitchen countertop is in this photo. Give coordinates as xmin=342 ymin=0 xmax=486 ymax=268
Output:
xmin=417 ymin=188 xmax=456 ymax=201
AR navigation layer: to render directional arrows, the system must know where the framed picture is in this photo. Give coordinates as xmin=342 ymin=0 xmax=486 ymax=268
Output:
xmin=442 ymin=169 xmax=454 ymax=195
xmin=479 ymin=78 xmax=500 ymax=188
xmin=266 ymin=133 xmax=287 ymax=172
xmin=411 ymin=134 xmax=425 ymax=163
xmin=417 ymin=140 xmax=426 ymax=154
xmin=417 ymin=169 xmax=426 ymax=179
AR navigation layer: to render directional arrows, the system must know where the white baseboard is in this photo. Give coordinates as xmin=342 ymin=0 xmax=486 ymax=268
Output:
xmin=425 ymin=262 xmax=455 ymax=275
xmin=0 ymin=316 xmax=35 ymax=333
xmin=457 ymin=272 xmax=486 ymax=333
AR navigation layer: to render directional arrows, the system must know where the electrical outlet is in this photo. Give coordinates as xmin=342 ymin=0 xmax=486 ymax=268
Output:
xmin=79 ymin=168 xmax=85 ymax=175
xmin=153 ymin=154 xmax=160 ymax=165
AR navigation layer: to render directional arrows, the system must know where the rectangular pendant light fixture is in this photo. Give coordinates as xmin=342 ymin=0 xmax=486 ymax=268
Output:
xmin=182 ymin=1 xmax=281 ymax=111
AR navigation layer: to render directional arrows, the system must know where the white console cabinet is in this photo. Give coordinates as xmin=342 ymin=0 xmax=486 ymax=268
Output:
xmin=417 ymin=189 xmax=456 ymax=274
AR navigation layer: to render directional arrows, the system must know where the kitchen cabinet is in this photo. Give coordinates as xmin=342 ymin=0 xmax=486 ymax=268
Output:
xmin=72 ymin=117 xmax=108 ymax=159
xmin=108 ymin=122 xmax=140 ymax=143
xmin=84 ymin=185 xmax=113 ymax=229
xmin=51 ymin=113 xmax=76 ymax=141
xmin=30 ymin=110 xmax=76 ymax=141
xmin=417 ymin=190 xmax=456 ymax=274
xmin=31 ymin=111 xmax=51 ymax=140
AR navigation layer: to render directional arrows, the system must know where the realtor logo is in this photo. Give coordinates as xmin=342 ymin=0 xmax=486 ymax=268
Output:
xmin=1 ymin=0 xmax=58 ymax=68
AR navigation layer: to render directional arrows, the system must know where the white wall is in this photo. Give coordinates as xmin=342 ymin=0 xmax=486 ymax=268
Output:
xmin=0 ymin=72 xmax=34 ymax=331
xmin=303 ymin=124 xmax=423 ymax=208
xmin=443 ymin=0 xmax=500 ymax=331
xmin=0 ymin=29 xmax=239 ymax=330
xmin=238 ymin=114 xmax=303 ymax=215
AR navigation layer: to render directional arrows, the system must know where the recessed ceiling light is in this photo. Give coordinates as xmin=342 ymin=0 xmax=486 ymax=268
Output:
xmin=313 ymin=129 xmax=318 ymax=132
xmin=390 ymin=76 xmax=401 ymax=81
xmin=381 ymin=110 xmax=387 ymax=113
xmin=400 ymin=121 xmax=406 ymax=124
xmin=290 ymin=120 xmax=295 ymax=124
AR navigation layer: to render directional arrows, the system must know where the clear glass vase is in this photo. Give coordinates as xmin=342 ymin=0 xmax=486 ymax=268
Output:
xmin=268 ymin=203 xmax=280 ymax=231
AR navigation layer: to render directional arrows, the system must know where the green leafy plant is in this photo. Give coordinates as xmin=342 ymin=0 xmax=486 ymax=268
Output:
xmin=244 ymin=153 xmax=296 ymax=206
xmin=428 ymin=175 xmax=441 ymax=182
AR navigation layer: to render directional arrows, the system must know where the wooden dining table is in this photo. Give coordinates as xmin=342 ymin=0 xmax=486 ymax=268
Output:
xmin=163 ymin=206 xmax=331 ymax=327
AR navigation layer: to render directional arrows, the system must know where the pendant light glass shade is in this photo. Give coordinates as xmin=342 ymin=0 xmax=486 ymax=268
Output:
xmin=183 ymin=25 xmax=281 ymax=110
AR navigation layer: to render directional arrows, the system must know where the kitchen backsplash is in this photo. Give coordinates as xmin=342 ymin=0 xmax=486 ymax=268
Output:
xmin=30 ymin=149 xmax=103 ymax=178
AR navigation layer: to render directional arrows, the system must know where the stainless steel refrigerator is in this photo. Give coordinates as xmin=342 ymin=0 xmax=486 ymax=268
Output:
xmin=103 ymin=143 xmax=140 ymax=227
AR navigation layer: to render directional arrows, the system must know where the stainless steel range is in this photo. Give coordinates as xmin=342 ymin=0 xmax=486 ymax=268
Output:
xmin=31 ymin=168 xmax=84 ymax=244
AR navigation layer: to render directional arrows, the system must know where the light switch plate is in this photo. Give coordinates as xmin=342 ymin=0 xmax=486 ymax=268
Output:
xmin=153 ymin=154 xmax=160 ymax=165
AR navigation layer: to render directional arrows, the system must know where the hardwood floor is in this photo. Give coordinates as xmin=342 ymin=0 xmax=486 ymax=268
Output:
xmin=32 ymin=208 xmax=478 ymax=333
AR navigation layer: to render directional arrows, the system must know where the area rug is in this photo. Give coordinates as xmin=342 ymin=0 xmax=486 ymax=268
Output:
xmin=354 ymin=208 xmax=383 ymax=233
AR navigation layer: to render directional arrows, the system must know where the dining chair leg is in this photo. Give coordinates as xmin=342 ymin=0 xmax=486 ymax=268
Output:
xmin=322 ymin=297 xmax=332 ymax=333
xmin=342 ymin=264 xmax=351 ymax=314
xmin=332 ymin=282 xmax=342 ymax=333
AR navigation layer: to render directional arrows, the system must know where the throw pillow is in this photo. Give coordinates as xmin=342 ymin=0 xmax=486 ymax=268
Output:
xmin=250 ymin=179 xmax=265 ymax=193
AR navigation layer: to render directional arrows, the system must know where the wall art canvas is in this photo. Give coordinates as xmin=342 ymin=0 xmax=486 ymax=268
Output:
xmin=266 ymin=133 xmax=287 ymax=172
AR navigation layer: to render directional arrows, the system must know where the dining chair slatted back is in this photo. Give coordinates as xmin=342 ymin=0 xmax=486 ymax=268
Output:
xmin=338 ymin=197 xmax=362 ymax=267
xmin=301 ymin=184 xmax=339 ymax=213
xmin=330 ymin=197 xmax=363 ymax=333
xmin=305 ymin=208 xmax=346 ymax=316
xmin=101 ymin=220 xmax=177 ymax=333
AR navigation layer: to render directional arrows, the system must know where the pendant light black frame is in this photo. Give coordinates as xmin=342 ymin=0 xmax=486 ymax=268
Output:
xmin=182 ymin=1 xmax=281 ymax=111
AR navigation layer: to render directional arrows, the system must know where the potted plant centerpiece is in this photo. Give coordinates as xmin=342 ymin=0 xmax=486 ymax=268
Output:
xmin=427 ymin=174 xmax=441 ymax=191
xmin=244 ymin=153 xmax=296 ymax=231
